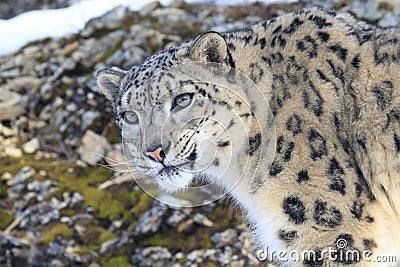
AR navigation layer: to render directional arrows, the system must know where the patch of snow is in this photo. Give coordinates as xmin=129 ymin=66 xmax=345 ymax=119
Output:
xmin=0 ymin=0 xmax=297 ymax=56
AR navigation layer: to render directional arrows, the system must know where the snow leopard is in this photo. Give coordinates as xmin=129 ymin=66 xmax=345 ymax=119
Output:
xmin=97 ymin=7 xmax=400 ymax=266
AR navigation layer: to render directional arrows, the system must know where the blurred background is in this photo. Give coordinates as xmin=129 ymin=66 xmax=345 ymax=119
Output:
xmin=0 ymin=0 xmax=399 ymax=266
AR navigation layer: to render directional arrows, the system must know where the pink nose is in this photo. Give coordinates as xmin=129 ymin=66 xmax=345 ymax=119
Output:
xmin=146 ymin=147 xmax=164 ymax=162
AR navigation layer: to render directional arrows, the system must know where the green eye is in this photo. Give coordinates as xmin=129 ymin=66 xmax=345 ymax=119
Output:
xmin=124 ymin=111 xmax=139 ymax=124
xmin=173 ymin=93 xmax=193 ymax=110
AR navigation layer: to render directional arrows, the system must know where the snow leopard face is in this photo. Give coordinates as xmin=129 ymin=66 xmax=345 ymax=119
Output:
xmin=97 ymin=32 xmax=274 ymax=194
xmin=119 ymin=77 xmax=245 ymax=192
xmin=97 ymin=38 xmax=259 ymax=193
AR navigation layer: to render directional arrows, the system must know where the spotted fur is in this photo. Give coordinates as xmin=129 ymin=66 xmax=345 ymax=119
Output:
xmin=98 ymin=7 xmax=400 ymax=266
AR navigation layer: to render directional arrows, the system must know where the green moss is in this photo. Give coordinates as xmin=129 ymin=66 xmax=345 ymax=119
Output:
xmin=59 ymin=208 xmax=78 ymax=217
xmin=82 ymin=165 xmax=112 ymax=184
xmin=112 ymin=187 xmax=131 ymax=203
xmin=81 ymin=226 xmax=116 ymax=248
xmin=133 ymin=201 xmax=228 ymax=254
xmin=75 ymin=246 xmax=93 ymax=255
xmin=82 ymin=187 xmax=125 ymax=220
xmin=140 ymin=226 xmax=213 ymax=253
xmin=0 ymin=155 xmax=137 ymax=222
xmin=131 ymin=191 xmax=153 ymax=215
xmin=101 ymin=256 xmax=131 ymax=267
xmin=0 ymin=156 xmax=128 ymax=243
xmin=39 ymin=223 xmax=72 ymax=243
xmin=99 ymin=229 xmax=116 ymax=243
xmin=142 ymin=233 xmax=179 ymax=247
xmin=0 ymin=208 xmax=14 ymax=230
xmin=184 ymin=229 xmax=212 ymax=252
xmin=0 ymin=156 xmax=165 ymax=254
xmin=135 ymin=200 xmax=234 ymax=253
xmin=199 ymin=263 xmax=218 ymax=267
xmin=379 ymin=1 xmax=394 ymax=11
xmin=0 ymin=156 xmax=75 ymax=177
xmin=0 ymin=156 xmax=32 ymax=175
xmin=52 ymin=166 xmax=130 ymax=220
xmin=0 ymin=182 xmax=9 ymax=199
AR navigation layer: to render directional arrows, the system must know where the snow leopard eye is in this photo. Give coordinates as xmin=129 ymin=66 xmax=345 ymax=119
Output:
xmin=123 ymin=111 xmax=139 ymax=124
xmin=172 ymin=93 xmax=194 ymax=111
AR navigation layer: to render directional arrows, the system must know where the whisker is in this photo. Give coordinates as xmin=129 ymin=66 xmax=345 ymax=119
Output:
xmin=96 ymin=164 xmax=116 ymax=171
xmin=98 ymin=162 xmax=134 ymax=167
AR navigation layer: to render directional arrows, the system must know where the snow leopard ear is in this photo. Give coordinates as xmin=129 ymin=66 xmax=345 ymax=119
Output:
xmin=190 ymin=32 xmax=228 ymax=63
xmin=97 ymin=67 xmax=127 ymax=102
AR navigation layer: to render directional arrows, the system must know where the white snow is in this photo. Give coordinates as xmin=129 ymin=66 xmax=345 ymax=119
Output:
xmin=0 ymin=0 xmax=295 ymax=56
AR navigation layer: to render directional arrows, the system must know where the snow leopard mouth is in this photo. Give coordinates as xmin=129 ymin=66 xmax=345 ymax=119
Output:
xmin=157 ymin=161 xmax=190 ymax=175
xmin=158 ymin=166 xmax=178 ymax=176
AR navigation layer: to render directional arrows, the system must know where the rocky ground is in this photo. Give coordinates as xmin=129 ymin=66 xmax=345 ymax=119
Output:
xmin=0 ymin=0 xmax=399 ymax=266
